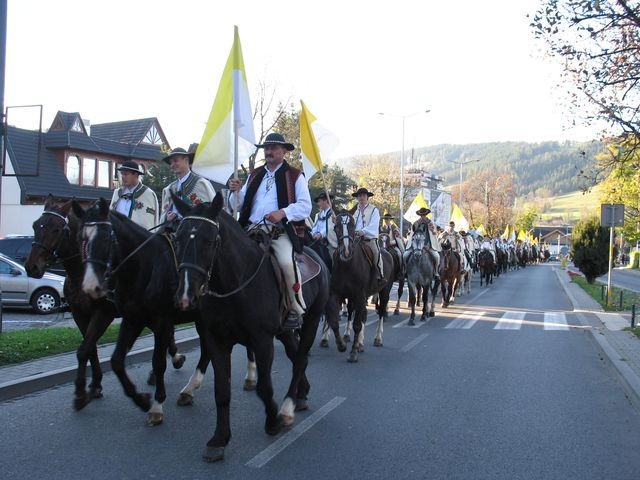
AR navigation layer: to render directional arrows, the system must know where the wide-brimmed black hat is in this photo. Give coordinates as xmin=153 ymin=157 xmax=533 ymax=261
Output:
xmin=416 ymin=207 xmax=431 ymax=216
xmin=382 ymin=213 xmax=395 ymax=220
xmin=116 ymin=160 xmax=145 ymax=175
xmin=313 ymin=192 xmax=335 ymax=202
xmin=255 ymin=132 xmax=295 ymax=151
xmin=162 ymin=147 xmax=195 ymax=165
xmin=351 ymin=187 xmax=374 ymax=198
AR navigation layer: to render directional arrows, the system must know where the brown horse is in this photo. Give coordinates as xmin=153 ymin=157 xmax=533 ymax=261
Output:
xmin=327 ymin=211 xmax=394 ymax=361
xmin=439 ymin=244 xmax=461 ymax=307
xmin=378 ymin=231 xmax=406 ymax=316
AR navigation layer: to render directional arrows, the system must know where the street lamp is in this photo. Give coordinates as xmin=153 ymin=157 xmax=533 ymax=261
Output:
xmin=378 ymin=109 xmax=431 ymax=235
xmin=447 ymin=156 xmax=480 ymax=207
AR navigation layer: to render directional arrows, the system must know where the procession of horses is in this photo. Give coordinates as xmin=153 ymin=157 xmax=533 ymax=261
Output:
xmin=23 ymin=193 xmax=547 ymax=463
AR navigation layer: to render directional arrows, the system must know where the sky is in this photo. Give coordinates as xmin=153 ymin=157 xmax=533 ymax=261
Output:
xmin=3 ymin=0 xmax=603 ymax=161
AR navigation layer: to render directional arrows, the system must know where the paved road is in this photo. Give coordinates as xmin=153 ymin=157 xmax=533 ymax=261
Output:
xmin=2 ymin=264 xmax=640 ymax=479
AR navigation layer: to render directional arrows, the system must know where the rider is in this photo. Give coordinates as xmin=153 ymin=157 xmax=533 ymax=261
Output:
xmin=310 ymin=191 xmax=338 ymax=258
xmin=481 ymin=234 xmax=496 ymax=263
xmin=159 ymin=147 xmax=216 ymax=231
xmin=228 ymin=132 xmax=311 ymax=330
xmin=380 ymin=213 xmax=405 ymax=256
xmin=352 ymin=187 xmax=385 ymax=287
xmin=403 ymin=207 xmax=440 ymax=279
xmin=109 ymin=160 xmax=158 ymax=231
xmin=440 ymin=221 xmax=466 ymax=272
xmin=459 ymin=229 xmax=474 ymax=268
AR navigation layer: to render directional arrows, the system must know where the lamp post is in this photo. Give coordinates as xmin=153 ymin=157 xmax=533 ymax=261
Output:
xmin=447 ymin=156 xmax=480 ymax=207
xmin=378 ymin=109 xmax=431 ymax=235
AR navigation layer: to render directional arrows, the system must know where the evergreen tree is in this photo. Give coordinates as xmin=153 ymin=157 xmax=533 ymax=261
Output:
xmin=571 ymin=217 xmax=611 ymax=283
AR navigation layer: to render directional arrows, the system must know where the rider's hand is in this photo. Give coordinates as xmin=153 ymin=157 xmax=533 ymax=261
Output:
xmin=266 ymin=209 xmax=287 ymax=223
xmin=228 ymin=178 xmax=242 ymax=192
xmin=355 ymin=230 xmax=365 ymax=237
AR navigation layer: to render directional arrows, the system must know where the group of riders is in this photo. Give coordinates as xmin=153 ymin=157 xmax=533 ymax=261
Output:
xmin=110 ymin=132 xmax=542 ymax=331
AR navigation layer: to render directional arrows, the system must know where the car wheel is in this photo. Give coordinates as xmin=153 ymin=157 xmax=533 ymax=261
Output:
xmin=31 ymin=288 xmax=61 ymax=315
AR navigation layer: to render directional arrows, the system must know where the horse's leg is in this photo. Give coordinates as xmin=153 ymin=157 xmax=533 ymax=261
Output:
xmin=420 ymin=283 xmax=428 ymax=322
xmin=110 ymin=320 xmax=151 ymax=414
xmin=348 ymin=299 xmax=366 ymax=363
xmin=168 ymin=330 xmax=186 ymax=369
xmin=203 ymin=336 xmax=233 ymax=463
xmin=178 ymin=318 xmax=210 ymax=405
xmin=326 ymin=295 xmax=347 ymax=352
xmin=374 ymin=282 xmax=390 ymax=347
xmin=319 ymin=316 xmax=330 ymax=348
xmin=408 ymin=282 xmax=417 ymax=326
xmin=343 ymin=311 xmax=353 ymax=344
xmin=243 ymin=348 xmax=258 ymax=391
xmin=145 ymin=322 xmax=171 ymax=426
xmin=251 ymin=339 xmax=281 ymax=436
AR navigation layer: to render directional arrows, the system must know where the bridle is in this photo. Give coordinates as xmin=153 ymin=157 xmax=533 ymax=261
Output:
xmin=335 ymin=213 xmax=355 ymax=260
xmin=176 ymin=215 xmax=268 ymax=299
xmin=81 ymin=220 xmax=119 ymax=279
xmin=32 ymin=210 xmax=74 ymax=263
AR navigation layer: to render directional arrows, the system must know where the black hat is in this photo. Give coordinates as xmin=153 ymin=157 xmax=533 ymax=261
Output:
xmin=313 ymin=192 xmax=335 ymax=202
xmin=382 ymin=213 xmax=395 ymax=220
xmin=416 ymin=207 xmax=431 ymax=216
xmin=116 ymin=160 xmax=144 ymax=175
xmin=162 ymin=147 xmax=195 ymax=165
xmin=255 ymin=132 xmax=295 ymax=151
xmin=351 ymin=187 xmax=374 ymax=198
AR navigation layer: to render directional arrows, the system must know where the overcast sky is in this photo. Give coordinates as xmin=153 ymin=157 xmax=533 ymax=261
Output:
xmin=4 ymin=0 xmax=602 ymax=160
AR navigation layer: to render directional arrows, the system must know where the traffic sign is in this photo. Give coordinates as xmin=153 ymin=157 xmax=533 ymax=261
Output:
xmin=600 ymin=204 xmax=624 ymax=227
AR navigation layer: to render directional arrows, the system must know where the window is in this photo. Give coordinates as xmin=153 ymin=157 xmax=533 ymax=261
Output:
xmin=97 ymin=160 xmax=110 ymax=188
xmin=82 ymin=157 xmax=96 ymax=185
xmin=67 ymin=155 xmax=80 ymax=184
xmin=143 ymin=125 xmax=162 ymax=145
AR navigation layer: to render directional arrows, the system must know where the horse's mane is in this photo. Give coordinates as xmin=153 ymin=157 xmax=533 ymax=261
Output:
xmin=109 ymin=209 xmax=153 ymax=241
xmin=186 ymin=203 xmax=257 ymax=250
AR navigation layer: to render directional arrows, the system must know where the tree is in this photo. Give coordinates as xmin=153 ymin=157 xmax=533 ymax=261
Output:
xmin=461 ymin=171 xmax=516 ymax=234
xmin=515 ymin=206 xmax=539 ymax=235
xmin=307 ymin=165 xmax=356 ymax=214
xmin=532 ymin=1 xmax=640 ymax=175
xmin=347 ymin=154 xmax=404 ymax=217
xmin=571 ymin=216 xmax=611 ymax=283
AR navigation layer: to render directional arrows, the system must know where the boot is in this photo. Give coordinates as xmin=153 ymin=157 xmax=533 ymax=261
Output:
xmin=283 ymin=311 xmax=302 ymax=330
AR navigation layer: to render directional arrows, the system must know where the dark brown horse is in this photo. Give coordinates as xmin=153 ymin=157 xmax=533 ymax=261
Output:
xmin=439 ymin=242 xmax=460 ymax=307
xmin=171 ymin=193 xmax=330 ymax=462
xmin=378 ymin=231 xmax=406 ymax=316
xmin=478 ymin=249 xmax=495 ymax=286
xmin=327 ymin=211 xmax=394 ymax=361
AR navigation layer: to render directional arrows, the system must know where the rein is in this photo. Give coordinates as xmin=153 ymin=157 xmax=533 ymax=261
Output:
xmin=32 ymin=210 xmax=79 ymax=264
xmin=176 ymin=215 xmax=269 ymax=299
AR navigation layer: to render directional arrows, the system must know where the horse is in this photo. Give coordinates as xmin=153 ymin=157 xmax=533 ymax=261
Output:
xmin=327 ymin=211 xmax=393 ymax=361
xmin=438 ymin=239 xmax=461 ymax=307
xmin=478 ymin=249 xmax=495 ymax=286
xmin=378 ymin=231 xmax=406 ymax=316
xmin=171 ymin=192 xmax=330 ymax=462
xmin=72 ymin=198 xmax=200 ymax=426
xmin=404 ymin=228 xmax=438 ymax=324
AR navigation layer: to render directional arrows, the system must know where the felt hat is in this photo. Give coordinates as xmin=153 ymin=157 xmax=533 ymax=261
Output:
xmin=255 ymin=132 xmax=295 ymax=151
xmin=416 ymin=207 xmax=431 ymax=216
xmin=351 ymin=187 xmax=374 ymax=198
xmin=116 ymin=160 xmax=144 ymax=175
xmin=313 ymin=191 xmax=335 ymax=202
xmin=382 ymin=213 xmax=395 ymax=220
xmin=162 ymin=147 xmax=195 ymax=165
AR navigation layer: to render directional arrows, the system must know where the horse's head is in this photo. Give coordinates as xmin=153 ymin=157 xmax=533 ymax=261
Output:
xmin=334 ymin=210 xmax=355 ymax=261
xmin=411 ymin=229 xmax=427 ymax=253
xmin=379 ymin=232 xmax=391 ymax=249
xmin=25 ymin=195 xmax=73 ymax=278
xmin=73 ymin=198 xmax=115 ymax=299
xmin=173 ymin=191 xmax=224 ymax=311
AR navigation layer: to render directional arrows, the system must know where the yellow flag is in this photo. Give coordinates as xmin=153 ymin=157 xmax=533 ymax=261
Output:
xmin=299 ymin=100 xmax=339 ymax=183
xmin=403 ymin=191 xmax=429 ymax=224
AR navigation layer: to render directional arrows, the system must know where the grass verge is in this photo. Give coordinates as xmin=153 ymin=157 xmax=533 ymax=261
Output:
xmin=571 ymin=275 xmax=640 ymax=311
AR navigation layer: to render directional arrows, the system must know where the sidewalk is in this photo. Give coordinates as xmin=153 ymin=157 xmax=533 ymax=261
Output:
xmin=555 ymin=266 xmax=640 ymax=412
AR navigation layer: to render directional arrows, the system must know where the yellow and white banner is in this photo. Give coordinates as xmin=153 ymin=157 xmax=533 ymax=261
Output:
xmin=299 ymin=100 xmax=338 ymax=183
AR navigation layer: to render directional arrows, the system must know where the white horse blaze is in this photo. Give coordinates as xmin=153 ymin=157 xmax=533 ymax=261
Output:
xmin=180 ymin=369 xmax=205 ymax=396
xmin=178 ymin=270 xmax=191 ymax=309
xmin=245 ymin=361 xmax=257 ymax=384
xmin=81 ymin=225 xmax=102 ymax=296
xmin=279 ymin=397 xmax=295 ymax=426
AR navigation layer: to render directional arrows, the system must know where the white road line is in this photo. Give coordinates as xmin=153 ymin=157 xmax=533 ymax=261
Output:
xmin=246 ymin=396 xmax=347 ymax=468
xmin=494 ymin=311 xmax=525 ymax=330
xmin=544 ymin=311 xmax=569 ymax=330
xmin=400 ymin=333 xmax=429 ymax=352
xmin=392 ymin=317 xmax=424 ymax=328
xmin=445 ymin=311 xmax=485 ymax=329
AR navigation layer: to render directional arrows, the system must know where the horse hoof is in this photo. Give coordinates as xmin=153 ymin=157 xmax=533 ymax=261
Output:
xmin=177 ymin=393 xmax=194 ymax=406
xmin=172 ymin=354 xmax=186 ymax=370
xmin=357 ymin=344 xmax=365 ymax=353
xmin=90 ymin=386 xmax=103 ymax=399
xmin=343 ymin=334 xmax=351 ymax=343
xmin=146 ymin=412 xmax=164 ymax=426
xmin=138 ymin=392 xmax=153 ymax=412
xmin=337 ymin=342 xmax=347 ymax=353
xmin=266 ymin=416 xmax=283 ymax=436
xmin=393 ymin=309 xmax=400 ymax=315
xmin=429 ymin=311 xmax=435 ymax=317
xmin=147 ymin=371 xmax=156 ymax=386
xmin=243 ymin=379 xmax=257 ymax=391
xmin=203 ymin=446 xmax=225 ymax=463
xmin=420 ymin=315 xmax=427 ymax=322
xmin=319 ymin=338 xmax=329 ymax=348
xmin=73 ymin=394 xmax=90 ymax=411
xmin=374 ymin=338 xmax=382 ymax=347
xmin=408 ymin=319 xmax=415 ymax=326
xmin=295 ymin=398 xmax=309 ymax=411
xmin=347 ymin=353 xmax=359 ymax=363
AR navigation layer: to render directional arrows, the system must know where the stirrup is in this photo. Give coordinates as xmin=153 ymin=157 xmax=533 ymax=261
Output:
xmin=283 ymin=311 xmax=302 ymax=330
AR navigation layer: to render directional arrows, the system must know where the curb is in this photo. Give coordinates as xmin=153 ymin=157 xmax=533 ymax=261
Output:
xmin=0 ymin=335 xmax=200 ymax=402
xmin=555 ymin=268 xmax=640 ymax=413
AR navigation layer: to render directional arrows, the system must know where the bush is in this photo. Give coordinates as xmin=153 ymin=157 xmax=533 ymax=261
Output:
xmin=571 ymin=217 xmax=613 ymax=283
xmin=631 ymin=250 xmax=640 ymax=269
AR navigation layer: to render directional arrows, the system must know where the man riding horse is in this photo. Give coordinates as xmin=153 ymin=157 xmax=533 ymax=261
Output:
xmin=228 ymin=132 xmax=311 ymax=330
xmin=403 ymin=207 xmax=440 ymax=279
xmin=351 ymin=187 xmax=385 ymax=287
xmin=310 ymin=191 xmax=338 ymax=259
xmin=439 ymin=221 xmax=467 ymax=273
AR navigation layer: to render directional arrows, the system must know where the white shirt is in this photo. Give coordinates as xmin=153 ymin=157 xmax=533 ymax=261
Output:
xmin=114 ymin=184 xmax=139 ymax=216
xmin=311 ymin=208 xmax=333 ymax=238
xmin=233 ymin=163 xmax=311 ymax=224
xmin=170 ymin=172 xmax=192 ymax=218
xmin=354 ymin=203 xmax=380 ymax=239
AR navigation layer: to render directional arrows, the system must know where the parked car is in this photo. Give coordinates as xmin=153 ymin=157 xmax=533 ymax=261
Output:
xmin=0 ymin=235 xmax=66 ymax=276
xmin=0 ymin=253 xmax=66 ymax=314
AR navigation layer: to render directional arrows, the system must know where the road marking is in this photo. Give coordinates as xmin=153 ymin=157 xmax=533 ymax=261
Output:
xmin=544 ymin=311 xmax=569 ymax=330
xmin=392 ymin=317 xmax=424 ymax=328
xmin=400 ymin=333 xmax=429 ymax=352
xmin=246 ymin=396 xmax=346 ymax=468
xmin=494 ymin=311 xmax=525 ymax=330
xmin=445 ymin=311 xmax=485 ymax=329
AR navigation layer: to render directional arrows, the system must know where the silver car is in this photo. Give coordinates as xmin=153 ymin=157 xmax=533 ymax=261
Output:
xmin=0 ymin=253 xmax=66 ymax=314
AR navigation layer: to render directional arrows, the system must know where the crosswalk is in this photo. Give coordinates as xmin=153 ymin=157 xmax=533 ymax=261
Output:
xmin=391 ymin=310 xmax=576 ymax=331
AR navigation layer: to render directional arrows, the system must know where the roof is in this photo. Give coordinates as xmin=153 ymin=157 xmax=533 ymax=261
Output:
xmin=91 ymin=118 xmax=158 ymax=144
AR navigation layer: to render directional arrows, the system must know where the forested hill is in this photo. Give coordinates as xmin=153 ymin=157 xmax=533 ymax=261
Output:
xmin=354 ymin=140 xmax=604 ymax=197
